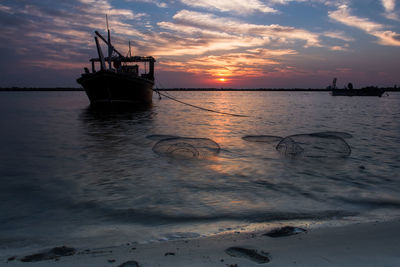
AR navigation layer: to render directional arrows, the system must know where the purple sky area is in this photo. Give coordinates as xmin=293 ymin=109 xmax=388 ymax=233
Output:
xmin=0 ymin=0 xmax=399 ymax=88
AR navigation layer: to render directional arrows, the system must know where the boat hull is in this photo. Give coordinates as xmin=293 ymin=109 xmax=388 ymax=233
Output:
xmin=77 ymin=71 xmax=154 ymax=106
xmin=331 ymin=88 xmax=385 ymax=97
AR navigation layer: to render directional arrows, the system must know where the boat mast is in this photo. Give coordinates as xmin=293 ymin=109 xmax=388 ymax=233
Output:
xmin=106 ymin=15 xmax=112 ymax=70
xmin=333 ymin=78 xmax=337 ymax=89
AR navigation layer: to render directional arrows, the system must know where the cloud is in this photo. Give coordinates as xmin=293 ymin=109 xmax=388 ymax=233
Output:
xmin=329 ymin=44 xmax=349 ymax=51
xmin=268 ymin=0 xmax=347 ymax=7
xmin=125 ymin=0 xmax=168 ymax=8
xmin=180 ymin=0 xmax=277 ymax=14
xmin=323 ymin=31 xmax=354 ymax=42
xmin=159 ymin=48 xmax=297 ymax=79
xmin=164 ymin=10 xmax=321 ymax=48
xmin=380 ymin=0 xmax=399 ymax=20
xmin=329 ymin=4 xmax=400 ymax=46
xmin=0 ymin=4 xmax=13 ymax=13
xmin=381 ymin=0 xmax=395 ymax=12
xmin=178 ymin=0 xmax=343 ymax=14
xmin=149 ymin=10 xmax=315 ymax=79
xmin=131 ymin=9 xmax=324 ymax=80
xmin=324 ymin=31 xmax=354 ymax=42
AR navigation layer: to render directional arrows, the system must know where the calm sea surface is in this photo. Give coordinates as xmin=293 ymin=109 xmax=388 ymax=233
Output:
xmin=0 ymin=91 xmax=399 ymax=253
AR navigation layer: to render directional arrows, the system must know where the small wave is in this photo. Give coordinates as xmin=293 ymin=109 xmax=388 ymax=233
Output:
xmin=335 ymin=197 xmax=400 ymax=209
xmin=253 ymin=180 xmax=321 ymax=201
xmin=83 ymin=202 xmax=357 ymax=225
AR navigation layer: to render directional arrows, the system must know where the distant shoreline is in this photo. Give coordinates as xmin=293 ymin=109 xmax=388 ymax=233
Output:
xmin=1 ymin=87 xmax=399 ymax=92
xmin=0 ymin=87 xmax=84 ymax=91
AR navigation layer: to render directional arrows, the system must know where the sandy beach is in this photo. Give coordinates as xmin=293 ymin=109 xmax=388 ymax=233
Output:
xmin=3 ymin=219 xmax=400 ymax=267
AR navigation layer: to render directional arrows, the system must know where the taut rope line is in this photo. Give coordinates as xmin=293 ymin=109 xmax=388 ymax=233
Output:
xmin=153 ymin=89 xmax=249 ymax=117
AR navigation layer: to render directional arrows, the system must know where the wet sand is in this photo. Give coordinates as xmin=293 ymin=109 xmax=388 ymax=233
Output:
xmin=3 ymin=219 xmax=400 ymax=266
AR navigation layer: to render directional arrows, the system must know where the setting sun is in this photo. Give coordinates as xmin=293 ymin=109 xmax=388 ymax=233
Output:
xmin=218 ymin=78 xmax=226 ymax=82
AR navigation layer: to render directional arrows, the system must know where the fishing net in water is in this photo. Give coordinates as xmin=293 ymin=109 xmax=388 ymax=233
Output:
xmin=242 ymin=131 xmax=352 ymax=159
xmin=242 ymin=135 xmax=283 ymax=143
xmin=276 ymin=133 xmax=351 ymax=159
xmin=311 ymin=131 xmax=353 ymax=139
xmin=242 ymin=131 xmax=351 ymax=144
xmin=152 ymin=137 xmax=220 ymax=159
xmin=146 ymin=134 xmax=180 ymax=141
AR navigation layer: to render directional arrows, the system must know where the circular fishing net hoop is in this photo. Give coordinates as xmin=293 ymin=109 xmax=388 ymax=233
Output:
xmin=276 ymin=133 xmax=351 ymax=159
xmin=152 ymin=137 xmax=220 ymax=159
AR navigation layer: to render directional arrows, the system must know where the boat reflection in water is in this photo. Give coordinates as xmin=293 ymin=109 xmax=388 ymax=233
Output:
xmin=78 ymin=105 xmax=155 ymax=178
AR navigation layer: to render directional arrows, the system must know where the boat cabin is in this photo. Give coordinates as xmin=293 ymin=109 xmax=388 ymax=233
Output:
xmin=87 ymin=30 xmax=155 ymax=81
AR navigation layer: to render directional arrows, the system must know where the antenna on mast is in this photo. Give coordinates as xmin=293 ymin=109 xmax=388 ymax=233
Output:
xmin=106 ymin=14 xmax=112 ymax=70
xmin=128 ymin=41 xmax=132 ymax=57
xmin=332 ymin=77 xmax=337 ymax=89
xmin=106 ymin=14 xmax=109 ymax=30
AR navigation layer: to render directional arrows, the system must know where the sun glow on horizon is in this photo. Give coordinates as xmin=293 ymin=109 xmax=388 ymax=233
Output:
xmin=218 ymin=78 xmax=227 ymax=82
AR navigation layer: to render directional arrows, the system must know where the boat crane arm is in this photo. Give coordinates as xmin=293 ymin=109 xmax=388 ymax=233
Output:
xmin=95 ymin=31 xmax=123 ymax=57
xmin=93 ymin=31 xmax=156 ymax=63
xmin=94 ymin=36 xmax=106 ymax=70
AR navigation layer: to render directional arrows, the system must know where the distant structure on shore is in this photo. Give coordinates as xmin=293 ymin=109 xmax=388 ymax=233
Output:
xmin=328 ymin=78 xmax=386 ymax=97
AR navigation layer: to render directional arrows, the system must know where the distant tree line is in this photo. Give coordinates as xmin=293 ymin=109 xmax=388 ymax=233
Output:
xmin=0 ymin=87 xmax=84 ymax=91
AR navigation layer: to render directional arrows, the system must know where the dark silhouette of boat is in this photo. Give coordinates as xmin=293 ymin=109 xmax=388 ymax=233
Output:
xmin=331 ymin=87 xmax=385 ymax=97
xmin=77 ymin=21 xmax=155 ymax=107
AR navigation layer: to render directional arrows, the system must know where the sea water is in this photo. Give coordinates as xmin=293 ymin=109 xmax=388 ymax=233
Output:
xmin=0 ymin=91 xmax=399 ymax=254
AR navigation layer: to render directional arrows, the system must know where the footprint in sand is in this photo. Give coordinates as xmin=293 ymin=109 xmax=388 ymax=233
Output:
xmin=225 ymin=247 xmax=270 ymax=264
xmin=264 ymin=226 xmax=307 ymax=238
xmin=20 ymin=246 xmax=76 ymax=262
xmin=118 ymin=260 xmax=139 ymax=267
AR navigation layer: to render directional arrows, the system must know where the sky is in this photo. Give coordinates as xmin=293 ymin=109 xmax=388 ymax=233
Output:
xmin=0 ymin=0 xmax=399 ymax=88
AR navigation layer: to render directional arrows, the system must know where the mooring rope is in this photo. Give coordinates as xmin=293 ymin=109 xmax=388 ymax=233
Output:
xmin=153 ymin=89 xmax=249 ymax=117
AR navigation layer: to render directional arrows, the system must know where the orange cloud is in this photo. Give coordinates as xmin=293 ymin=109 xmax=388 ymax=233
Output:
xmin=159 ymin=48 xmax=297 ymax=79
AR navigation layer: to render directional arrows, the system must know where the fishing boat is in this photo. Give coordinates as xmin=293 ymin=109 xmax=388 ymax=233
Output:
xmin=331 ymin=87 xmax=386 ymax=97
xmin=77 ymin=21 xmax=156 ymax=106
